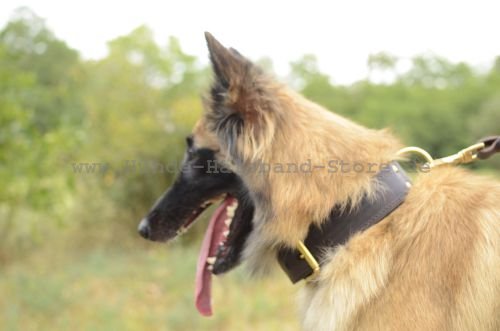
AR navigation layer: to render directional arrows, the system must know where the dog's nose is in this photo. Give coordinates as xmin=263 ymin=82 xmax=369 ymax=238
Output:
xmin=138 ymin=218 xmax=151 ymax=239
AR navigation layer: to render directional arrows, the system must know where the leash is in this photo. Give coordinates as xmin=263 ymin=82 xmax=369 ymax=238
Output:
xmin=477 ymin=136 xmax=500 ymax=160
xmin=397 ymin=135 xmax=500 ymax=168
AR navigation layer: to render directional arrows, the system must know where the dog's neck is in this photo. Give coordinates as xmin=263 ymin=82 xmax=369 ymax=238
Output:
xmin=277 ymin=160 xmax=411 ymax=283
xmin=244 ymin=87 xmax=403 ymax=249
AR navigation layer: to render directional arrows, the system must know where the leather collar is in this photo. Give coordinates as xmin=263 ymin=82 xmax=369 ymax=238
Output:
xmin=277 ymin=161 xmax=411 ymax=283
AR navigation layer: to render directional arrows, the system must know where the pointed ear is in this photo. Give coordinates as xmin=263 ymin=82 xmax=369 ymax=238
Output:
xmin=204 ymin=32 xmax=249 ymax=88
xmin=203 ymin=33 xmax=275 ymax=161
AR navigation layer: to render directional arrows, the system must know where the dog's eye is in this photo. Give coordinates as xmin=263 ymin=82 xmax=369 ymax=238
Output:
xmin=186 ymin=136 xmax=196 ymax=154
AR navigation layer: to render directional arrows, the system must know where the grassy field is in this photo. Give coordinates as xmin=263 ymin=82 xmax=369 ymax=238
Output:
xmin=0 ymin=244 xmax=300 ymax=331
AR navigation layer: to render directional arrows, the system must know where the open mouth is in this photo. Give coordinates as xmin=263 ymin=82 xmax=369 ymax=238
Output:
xmin=175 ymin=197 xmax=220 ymax=236
xmin=173 ymin=193 xmax=252 ymax=316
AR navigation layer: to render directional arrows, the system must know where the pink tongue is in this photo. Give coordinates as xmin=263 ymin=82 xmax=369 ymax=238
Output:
xmin=195 ymin=196 xmax=235 ymax=316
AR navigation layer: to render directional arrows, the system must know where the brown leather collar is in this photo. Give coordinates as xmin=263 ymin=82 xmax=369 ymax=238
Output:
xmin=277 ymin=161 xmax=411 ymax=283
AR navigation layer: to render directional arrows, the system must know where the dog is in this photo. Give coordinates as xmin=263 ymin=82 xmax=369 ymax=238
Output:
xmin=138 ymin=33 xmax=500 ymax=330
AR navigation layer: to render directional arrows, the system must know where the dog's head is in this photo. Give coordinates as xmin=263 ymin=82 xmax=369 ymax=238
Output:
xmin=138 ymin=33 xmax=312 ymax=279
xmin=137 ymin=33 xmax=283 ymax=315
xmin=138 ymin=33 xmax=280 ymax=271
xmin=138 ymin=126 xmax=254 ymax=274
xmin=138 ymin=32 xmax=397 ymax=315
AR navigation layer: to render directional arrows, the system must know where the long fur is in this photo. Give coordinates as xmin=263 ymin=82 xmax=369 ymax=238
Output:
xmin=195 ymin=33 xmax=500 ymax=330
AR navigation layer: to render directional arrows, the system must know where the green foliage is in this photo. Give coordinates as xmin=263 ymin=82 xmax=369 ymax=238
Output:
xmin=0 ymin=8 xmax=84 ymax=254
xmin=368 ymin=52 xmax=398 ymax=72
xmin=0 ymin=9 xmax=207 ymax=256
xmin=290 ymin=53 xmax=500 ymax=158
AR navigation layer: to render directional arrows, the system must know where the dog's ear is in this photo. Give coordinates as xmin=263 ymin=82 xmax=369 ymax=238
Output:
xmin=204 ymin=32 xmax=250 ymax=89
xmin=204 ymin=33 xmax=273 ymax=160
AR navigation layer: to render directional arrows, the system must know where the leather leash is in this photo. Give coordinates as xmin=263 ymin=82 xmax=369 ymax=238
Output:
xmin=478 ymin=135 xmax=500 ymax=160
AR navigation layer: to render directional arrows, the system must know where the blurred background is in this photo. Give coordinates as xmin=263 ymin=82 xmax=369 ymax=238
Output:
xmin=0 ymin=1 xmax=499 ymax=330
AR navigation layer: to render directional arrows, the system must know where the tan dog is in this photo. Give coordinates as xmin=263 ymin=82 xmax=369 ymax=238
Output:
xmin=139 ymin=33 xmax=500 ymax=330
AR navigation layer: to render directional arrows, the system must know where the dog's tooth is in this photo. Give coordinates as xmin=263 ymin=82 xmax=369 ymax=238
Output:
xmin=206 ymin=257 xmax=216 ymax=264
xmin=224 ymin=218 xmax=232 ymax=226
xmin=226 ymin=202 xmax=238 ymax=217
xmin=223 ymin=230 xmax=229 ymax=237
xmin=207 ymin=265 xmax=213 ymax=271
xmin=226 ymin=208 xmax=235 ymax=218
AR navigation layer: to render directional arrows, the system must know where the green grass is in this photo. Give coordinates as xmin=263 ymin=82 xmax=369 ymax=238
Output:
xmin=0 ymin=244 xmax=300 ymax=331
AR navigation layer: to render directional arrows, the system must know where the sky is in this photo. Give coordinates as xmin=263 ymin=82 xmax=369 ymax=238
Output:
xmin=1 ymin=0 xmax=500 ymax=84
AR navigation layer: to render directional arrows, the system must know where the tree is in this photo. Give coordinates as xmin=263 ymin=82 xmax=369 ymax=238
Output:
xmin=0 ymin=8 xmax=84 ymax=253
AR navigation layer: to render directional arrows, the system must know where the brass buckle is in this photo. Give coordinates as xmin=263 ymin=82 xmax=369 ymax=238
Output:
xmin=297 ymin=240 xmax=320 ymax=281
xmin=431 ymin=142 xmax=485 ymax=168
